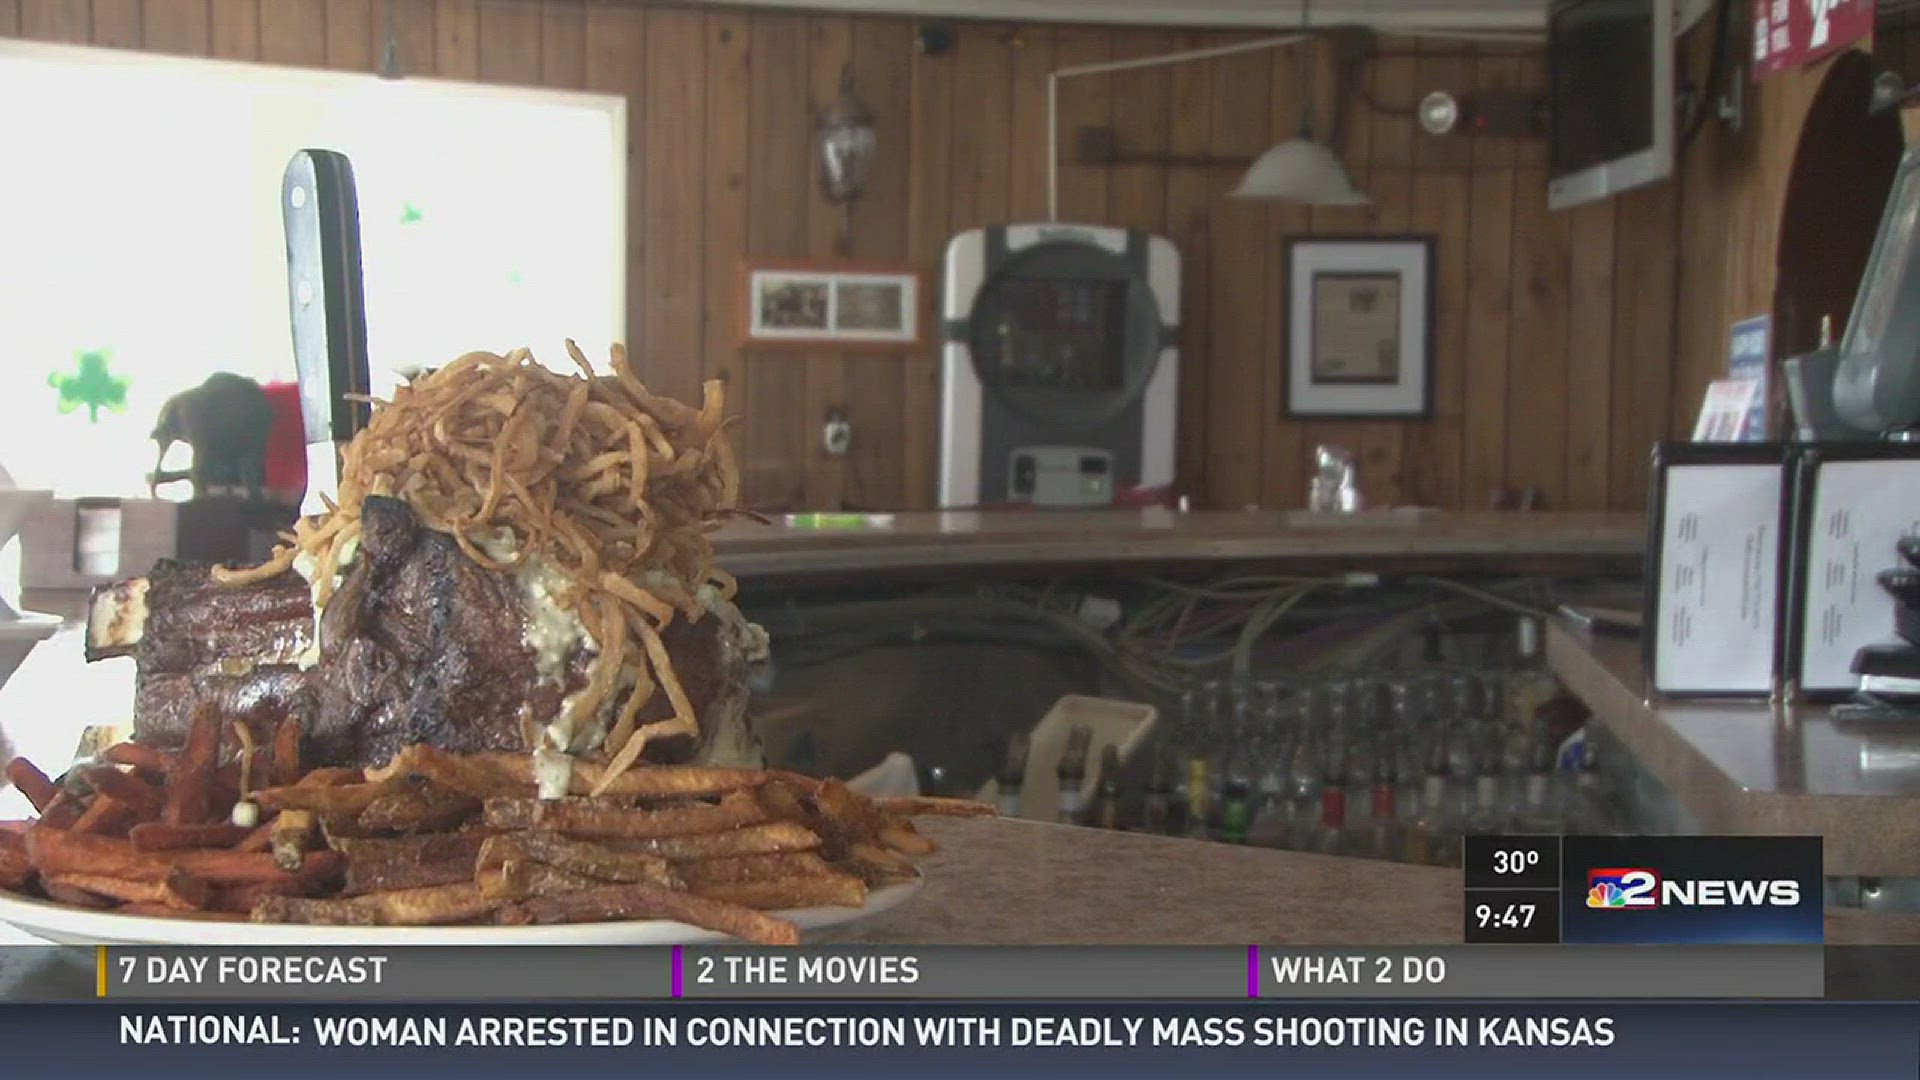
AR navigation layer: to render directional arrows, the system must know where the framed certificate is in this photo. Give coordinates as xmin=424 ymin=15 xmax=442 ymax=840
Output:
xmin=1284 ymin=236 xmax=1434 ymax=418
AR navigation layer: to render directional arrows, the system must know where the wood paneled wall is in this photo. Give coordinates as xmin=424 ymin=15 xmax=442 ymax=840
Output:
xmin=0 ymin=0 xmax=1683 ymax=511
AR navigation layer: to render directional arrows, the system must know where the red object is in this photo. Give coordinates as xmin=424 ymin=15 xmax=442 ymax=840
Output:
xmin=1111 ymin=484 xmax=1179 ymax=509
xmin=1753 ymin=0 xmax=1874 ymax=81
xmin=260 ymin=382 xmax=307 ymax=501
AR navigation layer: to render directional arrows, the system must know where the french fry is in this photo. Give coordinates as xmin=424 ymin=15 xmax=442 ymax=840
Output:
xmin=878 ymin=823 xmax=936 ymax=857
xmin=342 ymin=855 xmax=476 ymax=898
xmin=328 ymin=832 xmax=485 ymax=866
xmin=269 ymin=718 xmax=302 ymax=787
xmin=477 ymin=833 xmax=677 ymax=887
xmin=4 ymin=758 xmax=58 ymax=812
xmin=478 ymin=859 xmax=607 ymax=901
xmin=688 ymin=875 xmax=867 ymax=911
xmin=253 ymin=882 xmax=504 ymax=926
xmin=482 ymin=790 xmax=763 ymax=840
xmin=293 ymin=767 xmax=366 ymax=788
xmin=597 ymin=822 xmax=821 ymax=861
xmin=36 ymin=793 xmax=83 ymax=831
xmin=173 ymin=848 xmax=344 ymax=890
xmin=41 ymin=881 xmax=114 ymax=909
xmin=673 ymin=852 xmax=839 ymax=887
xmin=236 ymin=821 xmax=278 ymax=852
xmin=209 ymin=880 xmax=306 ymax=914
xmin=129 ymin=822 xmax=255 ymax=853
xmin=117 ymin=902 xmax=246 ymax=922
xmin=163 ymin=704 xmax=221 ymax=825
xmin=253 ymin=776 xmax=410 ymax=817
xmin=365 ymin=745 xmax=529 ymax=800
xmin=357 ymin=788 xmax=480 ymax=833
xmin=574 ymin=763 xmax=766 ymax=801
xmin=875 ymin=796 xmax=996 ymax=819
xmin=272 ymin=810 xmax=316 ymax=871
xmin=496 ymin=882 xmax=799 ymax=945
xmin=47 ymin=869 xmax=209 ymax=910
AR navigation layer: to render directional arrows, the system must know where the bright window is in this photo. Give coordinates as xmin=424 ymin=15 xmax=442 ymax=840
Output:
xmin=0 ymin=41 xmax=626 ymax=498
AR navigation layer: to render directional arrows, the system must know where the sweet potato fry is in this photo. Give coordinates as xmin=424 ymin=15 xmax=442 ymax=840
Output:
xmin=496 ymin=882 xmax=799 ymax=945
xmin=483 ymin=789 xmax=763 ymax=840
xmin=129 ymin=822 xmax=254 ymax=853
xmin=295 ymin=767 xmax=366 ymax=788
xmin=4 ymin=758 xmax=58 ymax=812
xmin=688 ymin=874 xmax=868 ymax=911
xmin=70 ymin=796 xmax=136 ymax=837
xmin=477 ymin=859 xmax=607 ymax=901
xmin=117 ymin=902 xmax=246 ymax=922
xmin=0 ymin=847 xmax=30 ymax=890
xmin=36 ymin=793 xmax=83 ymax=831
xmin=596 ymin=822 xmax=821 ymax=861
xmin=101 ymin=743 xmax=172 ymax=773
xmin=478 ymin=833 xmax=677 ymax=886
xmin=357 ymin=788 xmax=480 ymax=833
xmin=875 ymin=795 xmax=996 ymax=819
xmin=47 ymin=869 xmax=209 ymax=910
xmin=173 ymin=848 xmax=345 ymax=890
xmin=163 ymin=704 xmax=222 ymax=825
xmin=26 ymin=828 xmax=167 ymax=880
xmin=83 ymin=767 xmax=166 ymax=814
xmin=269 ymin=718 xmax=303 ymax=787
xmin=272 ymin=810 xmax=316 ymax=871
xmin=253 ymin=882 xmax=504 ymax=926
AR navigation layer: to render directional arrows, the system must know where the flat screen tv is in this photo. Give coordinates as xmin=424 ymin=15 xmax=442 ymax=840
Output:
xmin=1547 ymin=0 xmax=1674 ymax=211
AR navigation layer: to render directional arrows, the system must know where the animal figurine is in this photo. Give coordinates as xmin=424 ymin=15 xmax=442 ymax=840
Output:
xmin=149 ymin=373 xmax=276 ymax=500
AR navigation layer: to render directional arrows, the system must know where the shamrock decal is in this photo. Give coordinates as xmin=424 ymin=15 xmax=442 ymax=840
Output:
xmin=49 ymin=349 xmax=130 ymax=423
xmin=400 ymin=201 xmax=424 ymax=225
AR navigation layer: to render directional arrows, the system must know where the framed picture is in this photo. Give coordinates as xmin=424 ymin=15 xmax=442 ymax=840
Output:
xmin=741 ymin=260 xmax=922 ymax=348
xmin=1283 ymin=236 xmax=1435 ymax=418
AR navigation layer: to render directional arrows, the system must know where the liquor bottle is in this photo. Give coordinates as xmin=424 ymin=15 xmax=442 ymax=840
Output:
xmin=1314 ymin=741 xmax=1351 ymax=856
xmin=1142 ymin=759 xmax=1172 ymax=835
xmin=996 ymin=730 xmax=1029 ymax=818
xmin=1093 ymin=746 xmax=1124 ymax=830
xmin=1364 ymin=756 xmax=1399 ymax=861
xmin=1185 ymin=756 xmax=1212 ymax=839
xmin=1219 ymin=778 xmax=1251 ymax=844
xmin=1506 ymin=616 xmax=1558 ymax=733
xmin=1465 ymin=772 xmax=1505 ymax=838
xmin=1056 ymin=725 xmax=1092 ymax=825
xmin=1403 ymin=770 xmax=1449 ymax=865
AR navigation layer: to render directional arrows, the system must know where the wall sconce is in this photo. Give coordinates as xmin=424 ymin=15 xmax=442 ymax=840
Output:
xmin=817 ymin=66 xmax=877 ymax=254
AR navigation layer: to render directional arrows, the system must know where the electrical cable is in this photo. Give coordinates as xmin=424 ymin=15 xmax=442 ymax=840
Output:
xmin=1679 ymin=0 xmax=1733 ymax=151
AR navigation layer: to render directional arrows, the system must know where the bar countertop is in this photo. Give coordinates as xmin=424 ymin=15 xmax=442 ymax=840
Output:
xmin=1546 ymin=621 xmax=1920 ymax=876
xmin=707 ymin=509 xmax=1644 ymax=579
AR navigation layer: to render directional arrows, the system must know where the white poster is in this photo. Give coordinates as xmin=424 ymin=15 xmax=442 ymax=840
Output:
xmin=1653 ymin=464 xmax=1784 ymax=694
xmin=1797 ymin=459 xmax=1920 ymax=692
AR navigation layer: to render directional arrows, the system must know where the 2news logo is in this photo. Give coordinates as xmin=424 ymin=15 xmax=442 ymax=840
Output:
xmin=1585 ymin=868 xmax=1802 ymax=910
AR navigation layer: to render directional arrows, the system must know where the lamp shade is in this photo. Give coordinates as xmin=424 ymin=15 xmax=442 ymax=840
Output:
xmin=1229 ymin=137 xmax=1369 ymax=205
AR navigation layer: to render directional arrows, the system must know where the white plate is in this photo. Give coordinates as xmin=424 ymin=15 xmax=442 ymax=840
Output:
xmin=0 ymin=876 xmax=920 ymax=946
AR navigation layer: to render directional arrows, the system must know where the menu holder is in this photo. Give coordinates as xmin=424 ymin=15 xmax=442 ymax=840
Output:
xmin=1782 ymin=444 xmax=1920 ymax=701
xmin=1644 ymin=443 xmax=1795 ymax=697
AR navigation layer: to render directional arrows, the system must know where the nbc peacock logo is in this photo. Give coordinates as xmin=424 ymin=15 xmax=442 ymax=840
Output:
xmin=1586 ymin=868 xmax=1661 ymax=909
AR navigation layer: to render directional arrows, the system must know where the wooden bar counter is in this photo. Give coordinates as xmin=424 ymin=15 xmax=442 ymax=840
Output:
xmin=710 ymin=509 xmax=1644 ymax=580
xmin=1547 ymin=620 xmax=1920 ymax=877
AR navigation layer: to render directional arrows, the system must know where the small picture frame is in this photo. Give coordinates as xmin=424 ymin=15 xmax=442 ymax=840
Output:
xmin=741 ymin=260 xmax=922 ymax=348
xmin=1283 ymin=236 xmax=1435 ymax=418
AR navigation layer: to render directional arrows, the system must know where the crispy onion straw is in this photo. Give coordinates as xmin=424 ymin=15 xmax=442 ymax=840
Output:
xmin=213 ymin=342 xmax=742 ymax=790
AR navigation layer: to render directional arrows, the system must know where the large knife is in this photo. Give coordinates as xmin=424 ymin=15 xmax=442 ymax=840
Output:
xmin=282 ymin=149 xmax=371 ymax=517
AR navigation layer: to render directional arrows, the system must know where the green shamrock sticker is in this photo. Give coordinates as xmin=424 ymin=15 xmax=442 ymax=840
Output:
xmin=49 ymin=349 xmax=130 ymax=422
xmin=400 ymin=202 xmax=424 ymax=225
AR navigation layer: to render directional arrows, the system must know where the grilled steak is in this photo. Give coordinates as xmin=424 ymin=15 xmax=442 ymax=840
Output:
xmin=88 ymin=496 xmax=766 ymax=769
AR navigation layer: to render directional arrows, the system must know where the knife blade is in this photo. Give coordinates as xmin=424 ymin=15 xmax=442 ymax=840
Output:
xmin=282 ymin=148 xmax=371 ymax=516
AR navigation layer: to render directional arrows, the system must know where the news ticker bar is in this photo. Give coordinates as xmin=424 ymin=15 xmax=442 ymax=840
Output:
xmin=15 ymin=945 xmax=1816 ymax=1001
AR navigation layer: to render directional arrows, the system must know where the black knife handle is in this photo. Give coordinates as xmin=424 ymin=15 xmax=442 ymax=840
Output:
xmin=283 ymin=149 xmax=371 ymax=444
